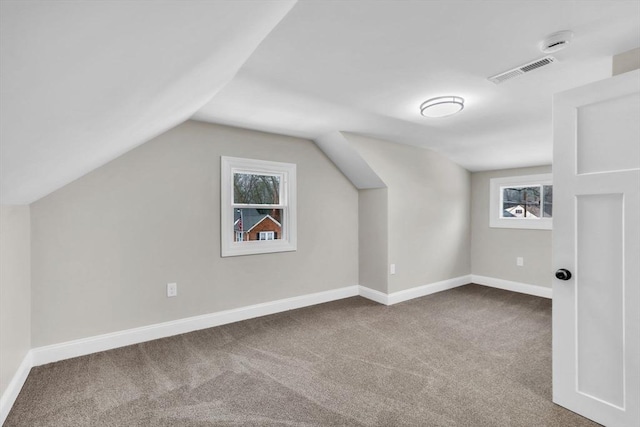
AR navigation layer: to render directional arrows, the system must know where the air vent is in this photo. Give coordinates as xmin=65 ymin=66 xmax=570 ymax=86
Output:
xmin=488 ymin=56 xmax=557 ymax=84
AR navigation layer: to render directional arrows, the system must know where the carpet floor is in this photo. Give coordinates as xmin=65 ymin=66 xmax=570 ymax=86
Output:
xmin=5 ymin=284 xmax=600 ymax=426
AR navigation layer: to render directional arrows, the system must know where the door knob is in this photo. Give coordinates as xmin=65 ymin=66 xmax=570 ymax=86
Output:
xmin=555 ymin=269 xmax=572 ymax=281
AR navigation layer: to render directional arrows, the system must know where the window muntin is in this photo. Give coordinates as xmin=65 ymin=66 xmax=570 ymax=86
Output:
xmin=490 ymin=173 xmax=552 ymax=230
xmin=221 ymin=157 xmax=296 ymax=256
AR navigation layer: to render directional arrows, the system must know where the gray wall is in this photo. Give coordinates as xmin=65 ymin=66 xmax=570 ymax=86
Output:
xmin=0 ymin=205 xmax=31 ymax=397
xmin=358 ymin=188 xmax=388 ymax=293
xmin=612 ymin=47 xmax=640 ymax=76
xmin=30 ymin=120 xmax=359 ymax=347
xmin=348 ymin=134 xmax=471 ymax=293
xmin=470 ymin=166 xmax=553 ymax=288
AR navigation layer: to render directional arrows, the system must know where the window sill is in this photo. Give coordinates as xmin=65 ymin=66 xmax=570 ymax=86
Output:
xmin=490 ymin=218 xmax=552 ymax=230
xmin=222 ymin=240 xmax=296 ymax=257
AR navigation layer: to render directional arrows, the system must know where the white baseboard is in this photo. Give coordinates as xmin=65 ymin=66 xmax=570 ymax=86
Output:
xmin=1 ymin=276 xmax=549 ymax=422
xmin=30 ymin=285 xmax=359 ymax=367
xmin=358 ymin=275 xmax=551 ymax=304
xmin=2 ymin=285 xmax=358 ymax=422
xmin=387 ymin=275 xmax=472 ymax=305
xmin=0 ymin=351 xmax=32 ymax=425
xmin=358 ymin=285 xmax=390 ymax=305
xmin=471 ymin=275 xmax=552 ymax=299
xmin=359 ymin=275 xmax=471 ymax=306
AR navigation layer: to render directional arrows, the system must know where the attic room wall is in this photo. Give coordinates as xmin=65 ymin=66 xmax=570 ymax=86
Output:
xmin=358 ymin=188 xmax=388 ymax=293
xmin=470 ymin=165 xmax=552 ymax=289
xmin=0 ymin=205 xmax=31 ymax=397
xmin=347 ymin=134 xmax=471 ymax=294
xmin=30 ymin=121 xmax=358 ymax=347
xmin=612 ymin=47 xmax=640 ymax=76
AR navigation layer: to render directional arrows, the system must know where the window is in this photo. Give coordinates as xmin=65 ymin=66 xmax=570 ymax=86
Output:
xmin=489 ymin=173 xmax=552 ymax=230
xmin=221 ymin=156 xmax=296 ymax=256
xmin=259 ymin=231 xmax=275 ymax=240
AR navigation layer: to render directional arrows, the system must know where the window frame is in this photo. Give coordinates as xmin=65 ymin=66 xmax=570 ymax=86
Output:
xmin=489 ymin=173 xmax=552 ymax=230
xmin=221 ymin=156 xmax=297 ymax=257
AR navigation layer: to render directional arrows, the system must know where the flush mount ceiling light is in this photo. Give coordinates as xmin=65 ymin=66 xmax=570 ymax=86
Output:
xmin=420 ymin=96 xmax=464 ymax=118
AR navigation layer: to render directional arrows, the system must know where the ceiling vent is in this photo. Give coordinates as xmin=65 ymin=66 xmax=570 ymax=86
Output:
xmin=488 ymin=56 xmax=557 ymax=84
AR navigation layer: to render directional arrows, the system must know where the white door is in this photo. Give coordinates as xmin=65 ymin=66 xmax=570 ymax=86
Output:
xmin=553 ymin=69 xmax=640 ymax=427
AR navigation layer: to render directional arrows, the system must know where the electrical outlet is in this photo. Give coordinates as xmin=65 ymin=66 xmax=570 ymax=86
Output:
xmin=167 ymin=282 xmax=177 ymax=297
xmin=516 ymin=257 xmax=524 ymax=267
xmin=390 ymin=264 xmax=396 ymax=275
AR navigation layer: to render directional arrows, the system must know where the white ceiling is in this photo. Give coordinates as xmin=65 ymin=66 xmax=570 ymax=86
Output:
xmin=195 ymin=0 xmax=640 ymax=169
xmin=2 ymin=1 xmax=639 ymax=204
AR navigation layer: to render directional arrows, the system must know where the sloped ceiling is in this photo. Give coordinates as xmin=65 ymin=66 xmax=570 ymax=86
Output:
xmin=195 ymin=0 xmax=640 ymax=171
xmin=2 ymin=1 xmax=639 ymax=204
xmin=0 ymin=0 xmax=295 ymax=204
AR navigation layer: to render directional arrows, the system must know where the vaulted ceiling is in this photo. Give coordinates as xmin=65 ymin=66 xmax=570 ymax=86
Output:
xmin=2 ymin=1 xmax=639 ymax=204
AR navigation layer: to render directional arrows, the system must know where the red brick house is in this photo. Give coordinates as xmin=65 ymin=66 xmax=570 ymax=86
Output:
xmin=234 ymin=209 xmax=282 ymax=241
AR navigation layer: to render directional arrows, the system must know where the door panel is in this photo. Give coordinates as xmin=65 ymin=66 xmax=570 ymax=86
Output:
xmin=553 ymin=69 xmax=640 ymax=427
xmin=577 ymin=93 xmax=640 ymax=174
xmin=576 ymin=193 xmax=624 ymax=407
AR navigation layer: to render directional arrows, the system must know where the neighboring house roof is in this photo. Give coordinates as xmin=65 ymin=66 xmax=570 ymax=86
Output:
xmin=504 ymin=205 xmax=539 ymax=219
xmin=246 ymin=215 xmax=281 ymax=233
xmin=234 ymin=209 xmax=281 ymax=232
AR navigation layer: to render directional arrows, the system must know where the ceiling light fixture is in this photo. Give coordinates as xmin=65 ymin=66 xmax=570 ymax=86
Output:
xmin=420 ymin=96 xmax=464 ymax=118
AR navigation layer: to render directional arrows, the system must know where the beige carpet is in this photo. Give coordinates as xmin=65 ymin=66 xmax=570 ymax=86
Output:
xmin=5 ymin=284 xmax=599 ymax=426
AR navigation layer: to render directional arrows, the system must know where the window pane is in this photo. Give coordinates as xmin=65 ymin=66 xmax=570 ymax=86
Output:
xmin=543 ymin=185 xmax=553 ymax=218
xmin=233 ymin=173 xmax=280 ymax=204
xmin=233 ymin=208 xmax=283 ymax=241
xmin=502 ymin=186 xmax=541 ymax=218
xmin=258 ymin=231 xmax=275 ymax=241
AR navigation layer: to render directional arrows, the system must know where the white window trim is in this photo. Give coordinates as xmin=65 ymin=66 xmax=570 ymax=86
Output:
xmin=221 ymin=156 xmax=297 ymax=257
xmin=489 ymin=173 xmax=552 ymax=230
